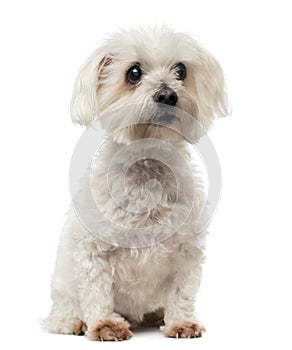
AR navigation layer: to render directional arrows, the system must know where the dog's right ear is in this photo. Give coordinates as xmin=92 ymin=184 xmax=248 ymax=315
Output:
xmin=70 ymin=47 xmax=112 ymax=125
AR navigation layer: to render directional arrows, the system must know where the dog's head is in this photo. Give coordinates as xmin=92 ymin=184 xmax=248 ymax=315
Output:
xmin=71 ymin=27 xmax=229 ymax=143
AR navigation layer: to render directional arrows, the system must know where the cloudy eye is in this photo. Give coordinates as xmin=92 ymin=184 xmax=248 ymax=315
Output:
xmin=174 ymin=62 xmax=187 ymax=80
xmin=126 ymin=64 xmax=142 ymax=85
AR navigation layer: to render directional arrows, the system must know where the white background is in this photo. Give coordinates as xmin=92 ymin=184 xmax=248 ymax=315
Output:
xmin=0 ymin=0 xmax=291 ymax=349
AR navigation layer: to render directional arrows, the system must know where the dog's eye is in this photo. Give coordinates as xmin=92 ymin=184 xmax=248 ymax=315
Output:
xmin=174 ymin=62 xmax=186 ymax=80
xmin=126 ymin=65 xmax=142 ymax=85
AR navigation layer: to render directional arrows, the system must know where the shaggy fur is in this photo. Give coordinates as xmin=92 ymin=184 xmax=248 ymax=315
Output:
xmin=43 ymin=27 xmax=228 ymax=341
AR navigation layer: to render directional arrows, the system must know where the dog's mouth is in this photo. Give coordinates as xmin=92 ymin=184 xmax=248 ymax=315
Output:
xmin=152 ymin=106 xmax=176 ymax=125
xmin=156 ymin=113 xmax=176 ymax=125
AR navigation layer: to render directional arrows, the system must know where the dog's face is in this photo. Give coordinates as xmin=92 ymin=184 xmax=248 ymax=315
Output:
xmin=71 ymin=28 xmax=228 ymax=143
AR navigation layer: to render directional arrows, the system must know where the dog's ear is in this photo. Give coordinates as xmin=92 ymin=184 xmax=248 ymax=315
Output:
xmin=189 ymin=44 xmax=229 ymax=125
xmin=70 ymin=48 xmax=112 ymax=125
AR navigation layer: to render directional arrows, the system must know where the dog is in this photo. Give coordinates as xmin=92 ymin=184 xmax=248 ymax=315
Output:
xmin=43 ymin=27 xmax=228 ymax=341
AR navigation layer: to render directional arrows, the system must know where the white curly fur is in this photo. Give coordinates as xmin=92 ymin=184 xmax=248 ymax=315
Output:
xmin=43 ymin=27 xmax=228 ymax=340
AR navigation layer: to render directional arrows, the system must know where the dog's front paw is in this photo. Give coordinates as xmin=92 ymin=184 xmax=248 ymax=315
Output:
xmin=163 ymin=322 xmax=205 ymax=339
xmin=88 ymin=320 xmax=132 ymax=341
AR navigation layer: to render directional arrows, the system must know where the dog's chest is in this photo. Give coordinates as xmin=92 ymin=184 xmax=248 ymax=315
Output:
xmin=95 ymin=156 xmax=179 ymax=226
xmin=124 ymin=158 xmax=177 ymax=205
xmin=90 ymin=140 xmax=199 ymax=247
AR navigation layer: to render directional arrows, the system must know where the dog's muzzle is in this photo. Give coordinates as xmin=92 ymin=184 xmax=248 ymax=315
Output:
xmin=153 ymin=86 xmax=178 ymax=125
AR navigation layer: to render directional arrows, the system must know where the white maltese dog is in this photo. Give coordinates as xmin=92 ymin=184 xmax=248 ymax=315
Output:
xmin=43 ymin=27 xmax=228 ymax=341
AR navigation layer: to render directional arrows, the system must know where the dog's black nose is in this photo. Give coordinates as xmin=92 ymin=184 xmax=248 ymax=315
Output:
xmin=153 ymin=87 xmax=178 ymax=106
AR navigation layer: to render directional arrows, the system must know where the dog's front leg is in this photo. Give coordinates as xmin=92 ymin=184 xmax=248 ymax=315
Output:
xmin=162 ymin=256 xmax=206 ymax=339
xmin=74 ymin=243 xmax=132 ymax=341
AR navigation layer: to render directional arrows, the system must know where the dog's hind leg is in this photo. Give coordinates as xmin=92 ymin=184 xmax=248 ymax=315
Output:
xmin=42 ymin=217 xmax=86 ymax=335
xmin=42 ymin=292 xmax=86 ymax=335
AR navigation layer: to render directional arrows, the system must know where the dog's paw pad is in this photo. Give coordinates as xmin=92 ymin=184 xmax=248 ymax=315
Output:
xmin=88 ymin=320 xmax=132 ymax=341
xmin=72 ymin=320 xmax=87 ymax=335
xmin=163 ymin=322 xmax=205 ymax=338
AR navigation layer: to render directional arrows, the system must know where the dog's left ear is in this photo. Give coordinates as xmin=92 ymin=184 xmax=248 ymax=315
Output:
xmin=188 ymin=44 xmax=229 ymax=126
xmin=70 ymin=48 xmax=112 ymax=125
